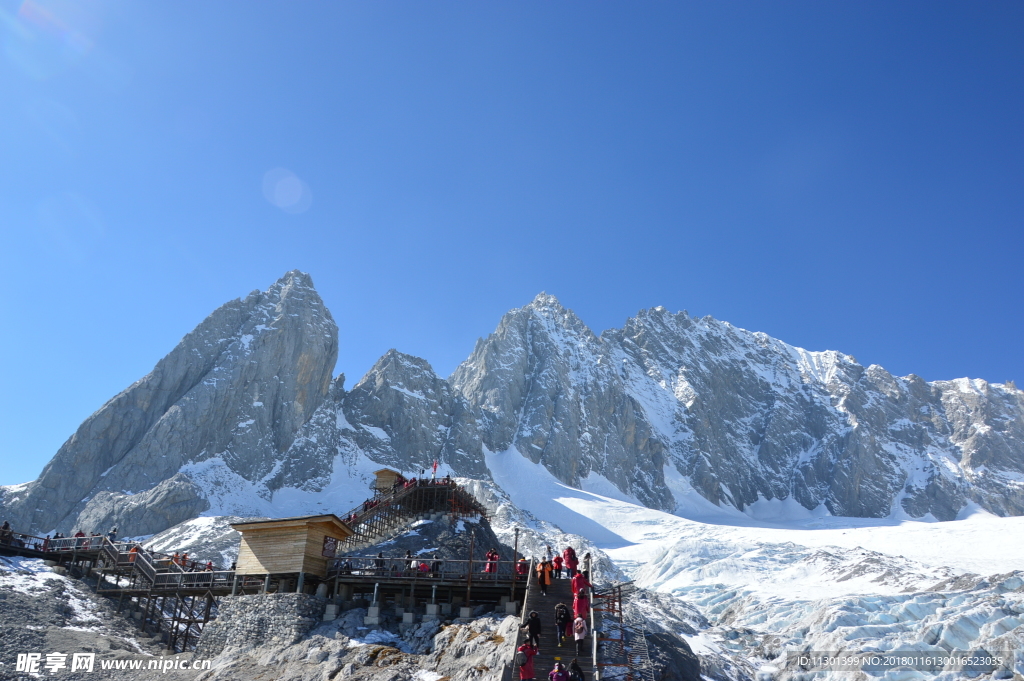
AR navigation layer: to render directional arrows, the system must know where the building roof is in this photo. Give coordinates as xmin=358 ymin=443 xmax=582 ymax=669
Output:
xmin=230 ymin=514 xmax=353 ymax=536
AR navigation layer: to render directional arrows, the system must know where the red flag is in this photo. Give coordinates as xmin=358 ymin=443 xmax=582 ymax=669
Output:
xmin=432 ymin=460 xmax=438 ymax=472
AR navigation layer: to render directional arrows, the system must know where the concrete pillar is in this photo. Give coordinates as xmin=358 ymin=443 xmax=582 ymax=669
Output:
xmin=296 ymin=573 xmax=306 ymax=593
xmin=402 ymin=612 xmax=416 ymax=624
xmin=459 ymin=606 xmax=473 ymax=619
xmin=316 ymin=583 xmax=327 ymax=598
xmin=505 ymin=601 xmax=519 ymax=614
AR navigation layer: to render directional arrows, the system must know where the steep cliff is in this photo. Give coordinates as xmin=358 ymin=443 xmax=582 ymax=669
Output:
xmin=0 ymin=271 xmax=337 ymax=536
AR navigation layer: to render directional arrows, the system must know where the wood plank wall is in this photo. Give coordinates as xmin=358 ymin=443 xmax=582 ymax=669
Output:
xmin=236 ymin=525 xmax=345 ymax=577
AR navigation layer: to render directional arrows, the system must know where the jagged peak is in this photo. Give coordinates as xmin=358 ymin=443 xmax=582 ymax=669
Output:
xmin=526 ymin=291 xmax=566 ymax=311
xmin=362 ymin=349 xmax=438 ymax=381
xmin=258 ymin=269 xmax=324 ymax=308
xmin=275 ymin=269 xmax=316 ymax=289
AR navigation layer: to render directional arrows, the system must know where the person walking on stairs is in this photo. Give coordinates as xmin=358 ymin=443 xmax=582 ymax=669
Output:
xmin=568 ymin=658 xmax=586 ymax=681
xmin=564 ymin=546 xmax=579 ymax=577
xmin=548 ymin=662 xmax=570 ymax=681
xmin=536 ymin=559 xmax=553 ymax=596
xmin=571 ymin=570 xmax=590 ymax=595
xmin=554 ymin=602 xmax=572 ymax=647
xmin=572 ymin=615 xmax=589 ymax=657
xmin=516 ymin=641 xmax=538 ymax=680
xmin=524 ymin=610 xmax=542 ymax=648
xmin=573 ymin=588 xmax=589 ymax=618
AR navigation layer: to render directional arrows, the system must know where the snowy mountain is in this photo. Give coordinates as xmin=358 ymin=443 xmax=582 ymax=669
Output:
xmin=451 ymin=294 xmax=1024 ymax=520
xmin=2 ymin=272 xmax=1022 ymax=538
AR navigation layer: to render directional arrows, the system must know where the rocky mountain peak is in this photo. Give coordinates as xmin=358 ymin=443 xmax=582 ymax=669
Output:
xmin=355 ymin=349 xmax=439 ymax=391
xmin=528 ymin=290 xmax=562 ymax=308
xmin=1 ymin=271 xmax=338 ymax=536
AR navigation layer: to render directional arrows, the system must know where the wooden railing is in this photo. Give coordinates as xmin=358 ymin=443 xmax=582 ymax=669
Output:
xmin=151 ymin=569 xmax=235 ymax=591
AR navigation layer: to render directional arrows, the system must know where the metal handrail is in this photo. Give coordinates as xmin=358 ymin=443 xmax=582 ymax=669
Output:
xmin=505 ymin=557 xmax=535 ymax=681
xmin=588 ymin=555 xmax=599 ymax=680
xmin=0 ymin=525 xmax=227 ymax=580
xmin=327 ymin=555 xmax=520 ymax=581
xmin=0 ymin=531 xmax=105 ymax=552
xmin=337 ymin=478 xmax=459 ymax=528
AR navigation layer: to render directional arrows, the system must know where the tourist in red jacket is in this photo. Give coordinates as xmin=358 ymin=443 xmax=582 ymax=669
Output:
xmin=517 ymin=642 xmax=538 ymax=680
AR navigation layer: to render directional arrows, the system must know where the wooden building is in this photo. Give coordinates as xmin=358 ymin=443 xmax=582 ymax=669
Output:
xmin=373 ymin=468 xmax=406 ymax=493
xmin=231 ymin=514 xmax=354 ymax=580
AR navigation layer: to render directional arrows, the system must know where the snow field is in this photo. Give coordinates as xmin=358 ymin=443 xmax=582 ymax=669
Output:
xmin=485 ymin=445 xmax=1024 ymax=679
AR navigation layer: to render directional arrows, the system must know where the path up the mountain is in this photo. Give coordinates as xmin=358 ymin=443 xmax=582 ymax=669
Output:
xmin=520 ymin=574 xmax=593 ymax=680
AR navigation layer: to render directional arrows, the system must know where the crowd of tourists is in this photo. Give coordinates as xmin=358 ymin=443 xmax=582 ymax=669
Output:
xmin=516 ymin=544 xmax=592 ymax=681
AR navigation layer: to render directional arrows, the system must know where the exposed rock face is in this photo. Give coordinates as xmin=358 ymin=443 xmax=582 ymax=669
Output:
xmin=0 ymin=556 xmax=169 ymax=679
xmin=0 ymin=271 xmax=337 ymax=536
xmin=450 ymin=294 xmax=674 ymax=510
xmin=598 ymin=307 xmax=1024 ymax=519
xmin=342 ymin=350 xmax=489 ymax=479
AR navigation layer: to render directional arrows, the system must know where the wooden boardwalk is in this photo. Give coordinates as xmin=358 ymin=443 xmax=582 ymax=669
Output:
xmin=1 ymin=478 xmax=551 ymax=663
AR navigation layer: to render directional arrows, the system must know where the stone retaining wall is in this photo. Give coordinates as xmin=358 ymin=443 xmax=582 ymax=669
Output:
xmin=196 ymin=593 xmax=325 ymax=657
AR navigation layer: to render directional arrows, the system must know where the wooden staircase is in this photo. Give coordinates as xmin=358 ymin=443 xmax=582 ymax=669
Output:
xmin=517 ymin=576 xmax=595 ymax=680
xmin=336 ymin=479 xmax=487 ymax=552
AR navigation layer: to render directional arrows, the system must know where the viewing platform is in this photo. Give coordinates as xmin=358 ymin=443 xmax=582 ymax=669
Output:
xmin=0 ymin=471 xmax=518 ymax=651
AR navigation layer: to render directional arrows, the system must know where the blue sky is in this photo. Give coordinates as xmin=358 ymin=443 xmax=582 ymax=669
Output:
xmin=1 ymin=1 xmax=1021 ymax=486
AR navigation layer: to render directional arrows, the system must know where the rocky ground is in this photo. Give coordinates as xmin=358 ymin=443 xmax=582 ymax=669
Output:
xmin=196 ymin=607 xmax=519 ymax=681
xmin=1 ymin=507 xmax=713 ymax=681
xmin=0 ymin=551 xmax=521 ymax=681
xmin=0 ymin=555 xmax=168 ymax=680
